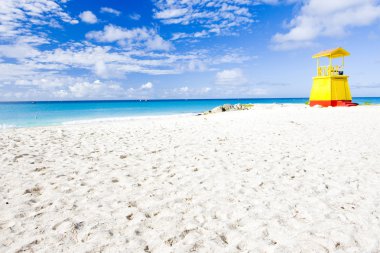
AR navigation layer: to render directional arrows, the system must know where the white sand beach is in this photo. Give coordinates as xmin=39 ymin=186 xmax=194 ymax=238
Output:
xmin=1 ymin=104 xmax=380 ymax=253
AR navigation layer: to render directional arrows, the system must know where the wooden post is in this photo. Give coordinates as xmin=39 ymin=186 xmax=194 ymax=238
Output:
xmin=329 ymin=56 xmax=332 ymax=76
xmin=317 ymin=58 xmax=320 ymax=76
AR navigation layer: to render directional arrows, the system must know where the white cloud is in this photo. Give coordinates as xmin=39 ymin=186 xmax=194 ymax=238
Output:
xmin=152 ymin=0 xmax=255 ymax=36
xmin=214 ymin=52 xmax=254 ymax=64
xmin=250 ymin=88 xmax=268 ymax=96
xmin=129 ymin=13 xmax=141 ymax=20
xmin=162 ymin=86 xmax=215 ymax=98
xmin=117 ymin=65 xmax=178 ymax=75
xmin=140 ymin=82 xmax=153 ymax=90
xmin=86 ymin=25 xmax=173 ymax=51
xmin=351 ymin=83 xmax=380 ymax=89
xmin=0 ymin=1 xmax=269 ymax=101
xmin=100 ymin=7 xmax=121 ymax=16
xmin=172 ymin=30 xmax=209 ymax=40
xmin=0 ymin=63 xmax=41 ymax=81
xmin=145 ymin=35 xmax=173 ymax=51
xmin=87 ymin=25 xmax=143 ymax=42
xmin=187 ymin=60 xmax=207 ymax=72
xmin=257 ymin=0 xmax=300 ymax=4
xmin=16 ymin=36 xmax=50 ymax=46
xmin=68 ymin=80 xmax=118 ymax=98
xmin=165 ymin=86 xmax=190 ymax=97
xmin=0 ymin=42 xmax=217 ymax=91
xmin=215 ymin=68 xmax=247 ymax=86
xmin=155 ymin=8 xmax=188 ymax=19
xmin=0 ymin=38 xmax=256 ymax=100
xmin=0 ymin=0 xmax=77 ymax=41
xmin=0 ymin=75 xmax=128 ymax=100
xmin=14 ymin=77 xmax=64 ymax=89
xmin=0 ymin=43 xmax=40 ymax=59
xmin=36 ymin=45 xmax=172 ymax=75
xmin=79 ymin=11 xmax=98 ymax=24
xmin=94 ymin=61 xmax=109 ymax=78
xmin=179 ymin=86 xmax=189 ymax=93
xmin=200 ymin=87 xmax=211 ymax=93
xmin=53 ymin=89 xmax=69 ymax=98
xmin=272 ymin=0 xmax=380 ymax=50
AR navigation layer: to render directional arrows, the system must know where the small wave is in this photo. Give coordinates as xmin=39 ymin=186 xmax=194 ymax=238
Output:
xmin=0 ymin=124 xmax=16 ymax=130
xmin=62 ymin=113 xmax=194 ymax=126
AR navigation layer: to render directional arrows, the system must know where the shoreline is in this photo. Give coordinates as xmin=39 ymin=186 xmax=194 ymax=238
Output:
xmin=1 ymin=101 xmax=380 ymax=130
xmin=1 ymin=112 xmax=197 ymax=131
xmin=0 ymin=103 xmax=283 ymax=130
xmin=1 ymin=104 xmax=380 ymax=133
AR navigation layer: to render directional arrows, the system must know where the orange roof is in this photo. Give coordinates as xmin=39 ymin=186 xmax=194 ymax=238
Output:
xmin=312 ymin=47 xmax=350 ymax=59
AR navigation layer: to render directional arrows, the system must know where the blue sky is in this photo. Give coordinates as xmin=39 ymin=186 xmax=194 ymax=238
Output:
xmin=1 ymin=0 xmax=380 ymax=101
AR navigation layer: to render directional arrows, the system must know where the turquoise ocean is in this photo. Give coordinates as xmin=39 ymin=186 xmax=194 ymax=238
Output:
xmin=1 ymin=97 xmax=379 ymax=129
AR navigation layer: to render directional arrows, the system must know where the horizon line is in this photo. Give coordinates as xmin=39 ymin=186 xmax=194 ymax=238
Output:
xmin=0 ymin=96 xmax=378 ymax=103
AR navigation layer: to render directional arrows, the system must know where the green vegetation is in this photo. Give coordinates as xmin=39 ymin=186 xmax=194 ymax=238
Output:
xmin=241 ymin=104 xmax=254 ymax=108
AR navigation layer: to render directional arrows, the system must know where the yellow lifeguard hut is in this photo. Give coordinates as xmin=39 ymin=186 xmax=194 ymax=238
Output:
xmin=309 ymin=47 xmax=357 ymax=107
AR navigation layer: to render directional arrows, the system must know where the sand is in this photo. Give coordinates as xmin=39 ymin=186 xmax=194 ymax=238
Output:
xmin=1 ymin=104 xmax=380 ymax=253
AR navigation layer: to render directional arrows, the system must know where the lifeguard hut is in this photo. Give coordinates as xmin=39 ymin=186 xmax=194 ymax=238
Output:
xmin=309 ymin=47 xmax=357 ymax=107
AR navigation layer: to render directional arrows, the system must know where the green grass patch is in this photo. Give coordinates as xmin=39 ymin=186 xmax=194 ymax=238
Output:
xmin=241 ymin=104 xmax=254 ymax=108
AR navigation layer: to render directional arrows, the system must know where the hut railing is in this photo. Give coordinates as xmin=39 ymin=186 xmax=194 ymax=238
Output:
xmin=317 ymin=65 xmax=343 ymax=77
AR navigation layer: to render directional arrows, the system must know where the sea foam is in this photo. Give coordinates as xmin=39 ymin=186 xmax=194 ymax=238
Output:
xmin=61 ymin=113 xmax=194 ymax=126
xmin=0 ymin=124 xmax=16 ymax=130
